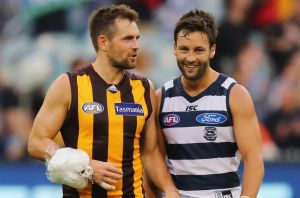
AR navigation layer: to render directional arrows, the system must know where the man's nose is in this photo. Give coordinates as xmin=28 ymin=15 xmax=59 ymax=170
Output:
xmin=132 ymin=38 xmax=140 ymax=50
xmin=186 ymin=53 xmax=196 ymax=63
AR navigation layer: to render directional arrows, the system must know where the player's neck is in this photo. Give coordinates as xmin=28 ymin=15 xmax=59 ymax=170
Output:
xmin=181 ymin=68 xmax=219 ymax=97
xmin=92 ymin=56 xmax=125 ymax=85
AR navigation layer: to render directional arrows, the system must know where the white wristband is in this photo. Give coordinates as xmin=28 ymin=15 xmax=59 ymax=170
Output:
xmin=240 ymin=196 xmax=251 ymax=198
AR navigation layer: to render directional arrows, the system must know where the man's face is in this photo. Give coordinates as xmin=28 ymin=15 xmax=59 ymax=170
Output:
xmin=174 ymin=30 xmax=215 ymax=81
xmin=107 ymin=18 xmax=140 ymax=70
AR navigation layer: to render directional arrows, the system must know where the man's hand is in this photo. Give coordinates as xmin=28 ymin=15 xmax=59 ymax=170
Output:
xmin=46 ymin=147 xmax=92 ymax=189
xmin=89 ymin=160 xmax=123 ymax=191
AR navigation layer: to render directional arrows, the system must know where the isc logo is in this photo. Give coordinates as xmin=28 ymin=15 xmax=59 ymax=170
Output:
xmin=185 ymin=105 xmax=198 ymax=111
xmin=82 ymin=102 xmax=104 ymax=114
xmin=163 ymin=113 xmax=180 ymax=126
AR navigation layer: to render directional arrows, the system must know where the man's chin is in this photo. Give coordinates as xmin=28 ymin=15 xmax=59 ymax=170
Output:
xmin=183 ymin=73 xmax=201 ymax=81
xmin=113 ymin=64 xmax=136 ymax=70
xmin=126 ymin=64 xmax=136 ymax=69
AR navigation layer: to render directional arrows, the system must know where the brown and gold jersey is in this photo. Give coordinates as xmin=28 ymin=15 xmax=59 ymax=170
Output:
xmin=60 ymin=65 xmax=152 ymax=198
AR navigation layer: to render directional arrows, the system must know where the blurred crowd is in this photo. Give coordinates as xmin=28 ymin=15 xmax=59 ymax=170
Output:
xmin=1 ymin=0 xmax=300 ymax=163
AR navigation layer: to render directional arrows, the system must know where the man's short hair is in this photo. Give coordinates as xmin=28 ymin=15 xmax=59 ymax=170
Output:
xmin=89 ymin=4 xmax=139 ymax=52
xmin=174 ymin=9 xmax=218 ymax=47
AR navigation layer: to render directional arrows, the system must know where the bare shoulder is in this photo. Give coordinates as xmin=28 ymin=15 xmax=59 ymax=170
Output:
xmin=229 ymin=84 xmax=255 ymax=113
xmin=230 ymin=84 xmax=250 ymax=98
xmin=52 ymin=74 xmax=70 ymax=88
xmin=47 ymin=74 xmax=70 ymax=94
xmin=147 ymin=79 xmax=155 ymax=90
xmin=155 ymin=88 xmax=162 ymax=99
xmin=44 ymin=74 xmax=71 ymax=106
xmin=230 ymin=84 xmax=252 ymax=102
xmin=154 ymin=88 xmax=162 ymax=113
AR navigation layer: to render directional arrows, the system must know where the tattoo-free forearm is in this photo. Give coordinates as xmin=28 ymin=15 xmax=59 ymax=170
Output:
xmin=241 ymin=151 xmax=264 ymax=197
xmin=143 ymin=147 xmax=177 ymax=193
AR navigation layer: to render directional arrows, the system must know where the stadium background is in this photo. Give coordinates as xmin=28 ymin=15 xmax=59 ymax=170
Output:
xmin=1 ymin=0 xmax=300 ymax=197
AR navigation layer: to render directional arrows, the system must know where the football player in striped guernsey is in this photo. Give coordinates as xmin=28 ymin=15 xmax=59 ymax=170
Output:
xmin=28 ymin=4 xmax=180 ymax=198
xmin=148 ymin=9 xmax=264 ymax=198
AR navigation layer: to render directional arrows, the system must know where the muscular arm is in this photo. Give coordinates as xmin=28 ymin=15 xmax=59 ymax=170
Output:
xmin=142 ymin=82 xmax=179 ymax=198
xmin=230 ymin=84 xmax=264 ymax=197
xmin=143 ymin=88 xmax=168 ymax=198
xmin=155 ymin=88 xmax=167 ymax=158
xmin=28 ymin=74 xmax=70 ymax=160
xmin=28 ymin=74 xmax=122 ymax=189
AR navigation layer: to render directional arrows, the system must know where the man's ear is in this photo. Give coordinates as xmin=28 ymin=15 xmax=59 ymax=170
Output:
xmin=210 ymin=44 xmax=216 ymax=58
xmin=173 ymin=42 xmax=177 ymax=55
xmin=97 ymin=35 xmax=108 ymax=51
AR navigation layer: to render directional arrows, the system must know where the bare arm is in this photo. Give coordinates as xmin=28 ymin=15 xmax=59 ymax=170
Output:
xmin=144 ymin=88 xmax=168 ymax=198
xmin=230 ymin=84 xmax=264 ymax=197
xmin=28 ymin=74 xmax=122 ymax=189
xmin=155 ymin=88 xmax=167 ymax=158
xmin=28 ymin=74 xmax=70 ymax=160
xmin=142 ymin=82 xmax=179 ymax=198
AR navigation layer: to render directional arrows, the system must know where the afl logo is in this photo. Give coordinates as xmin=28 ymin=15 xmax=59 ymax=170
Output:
xmin=196 ymin=113 xmax=227 ymax=125
xmin=82 ymin=102 xmax=104 ymax=114
xmin=163 ymin=114 xmax=180 ymax=126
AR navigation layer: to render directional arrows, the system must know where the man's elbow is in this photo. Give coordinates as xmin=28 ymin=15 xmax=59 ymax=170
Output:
xmin=254 ymin=153 xmax=264 ymax=183
xmin=142 ymin=146 xmax=160 ymax=166
xmin=244 ymin=150 xmax=264 ymax=174
xmin=27 ymin=136 xmax=35 ymax=157
xmin=27 ymin=134 xmax=40 ymax=159
xmin=258 ymin=152 xmax=265 ymax=175
xmin=256 ymin=151 xmax=264 ymax=170
xmin=254 ymin=153 xmax=264 ymax=176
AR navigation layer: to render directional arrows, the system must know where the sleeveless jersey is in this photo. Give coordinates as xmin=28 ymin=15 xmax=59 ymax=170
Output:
xmin=60 ymin=65 xmax=152 ymax=198
xmin=159 ymin=74 xmax=241 ymax=198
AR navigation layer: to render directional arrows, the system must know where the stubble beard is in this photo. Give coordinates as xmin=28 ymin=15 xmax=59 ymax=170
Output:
xmin=109 ymin=55 xmax=136 ymax=70
xmin=177 ymin=60 xmax=209 ymax=81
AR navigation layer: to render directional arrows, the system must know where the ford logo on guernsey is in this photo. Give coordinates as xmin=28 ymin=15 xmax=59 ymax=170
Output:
xmin=82 ymin=102 xmax=104 ymax=114
xmin=163 ymin=113 xmax=180 ymax=126
xmin=196 ymin=113 xmax=227 ymax=125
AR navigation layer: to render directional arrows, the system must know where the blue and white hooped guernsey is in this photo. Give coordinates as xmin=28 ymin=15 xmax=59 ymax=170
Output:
xmin=159 ymin=74 xmax=241 ymax=198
